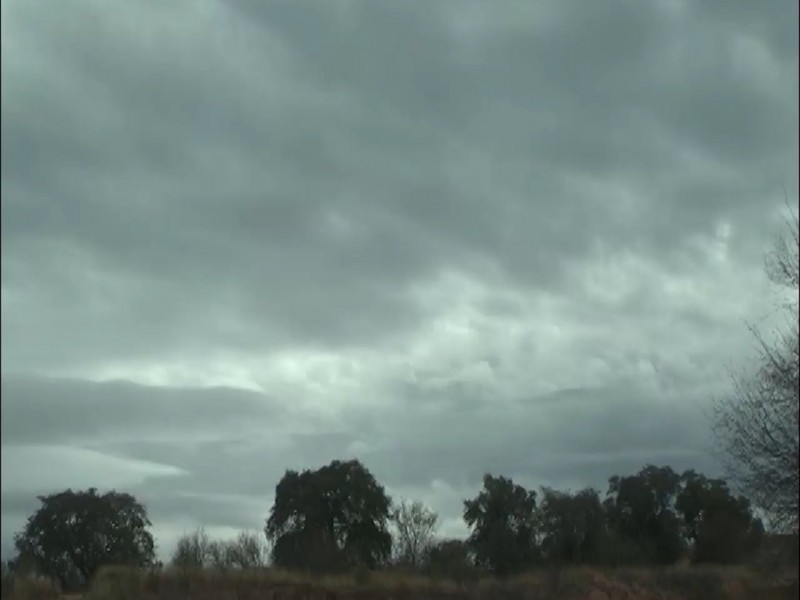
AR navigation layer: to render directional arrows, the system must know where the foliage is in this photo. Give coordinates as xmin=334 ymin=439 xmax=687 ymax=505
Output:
xmin=714 ymin=209 xmax=799 ymax=534
xmin=604 ymin=465 xmax=686 ymax=564
xmin=537 ymin=487 xmax=608 ymax=565
xmin=676 ymin=470 xmax=763 ymax=563
xmin=390 ymin=500 xmax=438 ymax=568
xmin=12 ymin=488 xmax=155 ymax=591
xmin=265 ymin=459 xmax=393 ymax=572
xmin=5 ymin=457 xmax=778 ymax=594
xmin=463 ymin=474 xmax=538 ymax=576
xmin=424 ymin=539 xmax=478 ymax=583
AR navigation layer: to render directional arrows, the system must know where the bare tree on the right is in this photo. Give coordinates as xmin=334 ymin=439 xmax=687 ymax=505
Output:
xmin=713 ymin=206 xmax=799 ymax=535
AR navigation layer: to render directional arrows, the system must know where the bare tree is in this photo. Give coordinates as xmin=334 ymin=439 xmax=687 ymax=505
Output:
xmin=766 ymin=204 xmax=800 ymax=294
xmin=171 ymin=528 xmax=212 ymax=569
xmin=714 ymin=207 xmax=799 ymax=534
xmin=172 ymin=529 xmax=269 ymax=571
xmin=390 ymin=500 xmax=438 ymax=569
xmin=223 ymin=531 xmax=269 ymax=569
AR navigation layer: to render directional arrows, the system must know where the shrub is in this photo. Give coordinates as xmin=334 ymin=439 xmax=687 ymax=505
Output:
xmin=86 ymin=566 xmax=145 ymax=600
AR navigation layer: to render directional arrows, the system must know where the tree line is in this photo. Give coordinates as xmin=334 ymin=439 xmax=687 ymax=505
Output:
xmin=5 ymin=461 xmax=768 ymax=590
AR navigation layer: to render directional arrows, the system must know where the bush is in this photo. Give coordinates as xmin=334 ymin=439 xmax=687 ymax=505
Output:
xmin=653 ymin=568 xmax=726 ymax=600
xmin=0 ymin=574 xmax=60 ymax=600
xmin=171 ymin=528 xmax=211 ymax=570
xmin=600 ymin=533 xmax=651 ymax=567
xmin=352 ymin=564 xmax=372 ymax=586
xmin=424 ymin=539 xmax=481 ymax=585
xmin=171 ymin=529 xmax=268 ymax=573
xmin=86 ymin=566 xmax=145 ymax=600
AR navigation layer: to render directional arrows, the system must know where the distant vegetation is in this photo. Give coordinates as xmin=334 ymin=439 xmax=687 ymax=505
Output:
xmin=1 ymin=460 xmax=779 ymax=593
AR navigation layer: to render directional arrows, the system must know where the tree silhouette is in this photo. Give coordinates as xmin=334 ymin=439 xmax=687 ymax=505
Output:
xmin=537 ymin=487 xmax=608 ymax=565
xmin=463 ymin=474 xmax=538 ymax=576
xmin=604 ymin=465 xmax=685 ymax=564
xmin=265 ymin=459 xmax=392 ymax=572
xmin=676 ymin=470 xmax=763 ymax=564
xmin=13 ymin=488 xmax=155 ymax=591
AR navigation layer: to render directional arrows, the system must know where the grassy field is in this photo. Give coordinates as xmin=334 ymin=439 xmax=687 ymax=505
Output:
xmin=2 ymin=564 xmax=797 ymax=600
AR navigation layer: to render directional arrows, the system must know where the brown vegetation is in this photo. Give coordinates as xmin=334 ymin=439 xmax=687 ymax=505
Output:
xmin=4 ymin=564 xmax=798 ymax=600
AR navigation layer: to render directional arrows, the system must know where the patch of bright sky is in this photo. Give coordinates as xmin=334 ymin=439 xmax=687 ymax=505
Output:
xmin=0 ymin=445 xmax=186 ymax=493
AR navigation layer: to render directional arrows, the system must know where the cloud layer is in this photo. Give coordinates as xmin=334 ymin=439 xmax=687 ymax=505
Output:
xmin=2 ymin=0 xmax=797 ymax=560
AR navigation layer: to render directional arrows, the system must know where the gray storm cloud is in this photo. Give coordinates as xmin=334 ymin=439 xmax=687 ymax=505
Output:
xmin=1 ymin=0 xmax=797 ymax=560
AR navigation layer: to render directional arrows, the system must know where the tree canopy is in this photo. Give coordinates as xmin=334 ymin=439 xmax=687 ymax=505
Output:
xmin=603 ymin=465 xmax=685 ymax=565
xmin=463 ymin=474 xmax=538 ymax=576
xmin=12 ymin=488 xmax=155 ymax=591
xmin=265 ymin=459 xmax=392 ymax=572
xmin=676 ymin=470 xmax=763 ymax=564
xmin=537 ymin=487 xmax=608 ymax=565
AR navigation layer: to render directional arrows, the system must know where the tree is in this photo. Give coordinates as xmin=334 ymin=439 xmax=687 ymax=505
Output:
xmin=173 ymin=529 xmax=269 ymax=571
xmin=463 ymin=474 xmax=539 ymax=576
xmin=713 ymin=208 xmax=799 ymax=534
xmin=604 ymin=465 xmax=685 ymax=565
xmin=390 ymin=500 xmax=438 ymax=568
xmin=222 ymin=531 xmax=269 ymax=569
xmin=13 ymin=488 xmax=155 ymax=591
xmin=537 ymin=487 xmax=608 ymax=565
xmin=265 ymin=459 xmax=392 ymax=572
xmin=676 ymin=470 xmax=763 ymax=564
xmin=171 ymin=528 xmax=211 ymax=569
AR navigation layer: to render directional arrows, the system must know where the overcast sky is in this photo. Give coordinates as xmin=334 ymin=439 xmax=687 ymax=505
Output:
xmin=1 ymin=0 xmax=798 ymax=561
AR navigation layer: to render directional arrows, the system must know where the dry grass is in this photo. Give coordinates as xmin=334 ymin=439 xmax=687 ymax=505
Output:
xmin=3 ymin=564 xmax=797 ymax=600
xmin=0 ymin=572 xmax=60 ymax=600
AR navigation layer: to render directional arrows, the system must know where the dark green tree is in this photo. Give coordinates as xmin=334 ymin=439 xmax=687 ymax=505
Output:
xmin=463 ymin=474 xmax=539 ymax=576
xmin=604 ymin=465 xmax=685 ymax=564
xmin=265 ymin=459 xmax=392 ymax=572
xmin=13 ymin=488 xmax=155 ymax=591
xmin=537 ymin=487 xmax=608 ymax=565
xmin=676 ymin=470 xmax=763 ymax=563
